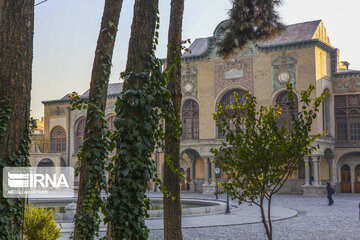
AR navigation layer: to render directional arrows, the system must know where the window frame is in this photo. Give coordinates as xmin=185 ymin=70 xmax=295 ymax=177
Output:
xmin=181 ymin=99 xmax=199 ymax=140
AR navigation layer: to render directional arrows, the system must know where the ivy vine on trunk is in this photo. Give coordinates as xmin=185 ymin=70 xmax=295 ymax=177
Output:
xmin=0 ymin=1 xmax=35 ymax=239
xmin=72 ymin=0 xmax=123 ymax=239
xmin=105 ymin=0 xmax=180 ymax=239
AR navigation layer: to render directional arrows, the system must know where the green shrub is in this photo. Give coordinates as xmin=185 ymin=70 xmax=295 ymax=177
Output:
xmin=24 ymin=203 xmax=61 ymax=240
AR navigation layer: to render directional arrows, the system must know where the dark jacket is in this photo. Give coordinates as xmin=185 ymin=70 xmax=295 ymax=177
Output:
xmin=326 ymin=183 xmax=334 ymax=198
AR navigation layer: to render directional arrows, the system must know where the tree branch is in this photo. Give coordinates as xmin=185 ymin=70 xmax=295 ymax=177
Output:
xmin=35 ymin=0 xmax=48 ymax=6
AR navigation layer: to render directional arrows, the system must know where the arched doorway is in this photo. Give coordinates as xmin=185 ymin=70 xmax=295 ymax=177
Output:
xmin=341 ymin=165 xmax=351 ymax=193
xmin=75 ymin=117 xmax=86 ymax=153
xmin=180 ymin=168 xmax=186 ymax=191
xmin=74 ymin=162 xmax=79 ymax=187
xmin=355 ymin=165 xmax=360 ymax=193
xmin=37 ymin=158 xmax=55 ymax=168
xmin=60 ymin=158 xmax=67 ymax=174
xmin=37 ymin=158 xmax=55 ymax=176
xmin=179 ymin=158 xmax=190 ymax=191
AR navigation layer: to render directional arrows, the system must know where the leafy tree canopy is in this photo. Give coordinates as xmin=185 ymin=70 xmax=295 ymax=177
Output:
xmin=216 ymin=0 xmax=284 ymax=58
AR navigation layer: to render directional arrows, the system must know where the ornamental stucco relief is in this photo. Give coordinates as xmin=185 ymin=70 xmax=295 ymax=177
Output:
xmin=181 ymin=64 xmax=198 ymax=99
xmin=272 ymin=52 xmax=297 ymax=93
xmin=214 ymin=57 xmax=254 ymax=97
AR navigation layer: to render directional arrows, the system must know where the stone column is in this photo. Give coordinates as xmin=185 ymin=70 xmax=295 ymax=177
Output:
xmin=202 ymin=157 xmax=216 ymax=194
xmin=204 ymin=158 xmax=209 ymax=185
xmin=304 ymin=156 xmax=310 ymax=186
xmin=312 ymin=157 xmax=319 ymax=186
xmin=190 ymin=159 xmax=196 ymax=192
xmin=328 ymin=157 xmax=334 ymax=185
xmin=351 ymin=166 xmax=356 ymax=194
xmin=317 ymin=156 xmax=322 ymax=186
xmin=211 ymin=160 xmax=216 ymax=184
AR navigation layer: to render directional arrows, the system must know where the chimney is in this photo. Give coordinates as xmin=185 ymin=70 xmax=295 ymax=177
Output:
xmin=341 ymin=61 xmax=350 ymax=70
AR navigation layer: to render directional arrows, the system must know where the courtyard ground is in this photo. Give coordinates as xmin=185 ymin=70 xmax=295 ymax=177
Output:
xmin=59 ymin=193 xmax=360 ymax=240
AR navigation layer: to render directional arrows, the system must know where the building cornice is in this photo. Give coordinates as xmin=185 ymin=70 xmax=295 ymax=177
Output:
xmin=333 ymin=71 xmax=360 ymax=79
xmin=255 ymin=39 xmax=335 ymax=53
xmin=42 ymin=94 xmax=120 ymax=106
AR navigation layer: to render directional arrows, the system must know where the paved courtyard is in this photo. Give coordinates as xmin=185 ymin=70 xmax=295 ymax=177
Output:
xmin=59 ymin=193 xmax=360 ymax=240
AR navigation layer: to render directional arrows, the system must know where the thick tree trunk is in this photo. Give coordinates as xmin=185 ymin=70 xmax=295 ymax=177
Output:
xmin=163 ymin=0 xmax=184 ymax=239
xmin=73 ymin=0 xmax=123 ymax=239
xmin=123 ymin=0 xmax=158 ymax=90
xmin=0 ymin=1 xmax=34 ymax=239
xmin=107 ymin=0 xmax=158 ymax=238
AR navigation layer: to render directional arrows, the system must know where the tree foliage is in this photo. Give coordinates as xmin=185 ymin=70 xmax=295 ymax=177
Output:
xmin=24 ymin=203 xmax=60 ymax=240
xmin=211 ymin=84 xmax=328 ymax=240
xmin=216 ymin=0 xmax=284 ymax=58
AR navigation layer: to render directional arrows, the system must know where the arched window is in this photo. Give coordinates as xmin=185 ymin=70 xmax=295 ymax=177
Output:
xmin=50 ymin=127 xmax=66 ymax=152
xmin=217 ymin=89 xmax=246 ymax=138
xmin=182 ymin=100 xmax=199 ymax=140
xmin=107 ymin=115 xmax=116 ymax=132
xmin=37 ymin=158 xmax=55 ymax=168
xmin=298 ymin=160 xmax=305 ymax=179
xmin=275 ymin=91 xmax=298 ymax=130
xmin=335 ymin=95 xmax=360 ymax=143
xmin=75 ymin=118 xmax=86 ymax=152
xmin=323 ymin=89 xmax=331 ymax=133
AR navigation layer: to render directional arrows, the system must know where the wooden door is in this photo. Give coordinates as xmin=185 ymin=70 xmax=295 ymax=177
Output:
xmin=341 ymin=165 xmax=351 ymax=193
xmin=355 ymin=165 xmax=360 ymax=193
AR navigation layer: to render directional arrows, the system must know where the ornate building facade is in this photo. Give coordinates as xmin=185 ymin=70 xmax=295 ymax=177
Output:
xmin=30 ymin=20 xmax=360 ymax=196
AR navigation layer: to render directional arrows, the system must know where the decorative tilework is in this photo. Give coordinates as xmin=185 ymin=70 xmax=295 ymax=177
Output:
xmin=214 ymin=57 xmax=254 ymax=97
xmin=272 ymin=53 xmax=297 ymax=92
xmin=181 ymin=64 xmax=198 ymax=99
xmin=334 ymin=78 xmax=360 ymax=93
xmin=105 ymin=101 xmax=116 ymax=114
xmin=49 ymin=106 xmax=65 ymax=116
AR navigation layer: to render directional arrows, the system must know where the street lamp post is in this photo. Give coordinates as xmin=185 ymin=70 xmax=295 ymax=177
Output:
xmin=225 ymin=189 xmax=231 ymax=214
xmin=214 ymin=166 xmax=220 ymax=200
xmin=154 ymin=148 xmax=158 ymax=192
xmin=225 ymin=170 xmax=231 ymax=214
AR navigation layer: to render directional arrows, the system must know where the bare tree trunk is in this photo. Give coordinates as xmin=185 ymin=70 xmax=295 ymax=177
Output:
xmin=123 ymin=0 xmax=158 ymax=89
xmin=163 ymin=0 xmax=184 ymax=239
xmin=267 ymin=196 xmax=273 ymax=239
xmin=259 ymin=197 xmax=272 ymax=240
xmin=107 ymin=0 xmax=158 ymax=238
xmin=74 ymin=0 xmax=123 ymax=239
xmin=0 ymin=1 xmax=34 ymax=239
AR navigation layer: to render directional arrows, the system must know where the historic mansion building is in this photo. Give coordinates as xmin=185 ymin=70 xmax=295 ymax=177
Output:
xmin=30 ymin=20 xmax=360 ymax=196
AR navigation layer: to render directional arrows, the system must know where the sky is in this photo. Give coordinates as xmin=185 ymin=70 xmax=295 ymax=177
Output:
xmin=31 ymin=0 xmax=360 ymax=119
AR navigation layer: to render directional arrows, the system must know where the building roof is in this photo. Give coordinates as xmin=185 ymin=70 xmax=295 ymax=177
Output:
xmin=259 ymin=20 xmax=322 ymax=47
xmin=42 ymin=83 xmax=123 ymax=105
xmin=182 ymin=38 xmax=211 ymax=58
xmin=81 ymin=83 xmax=123 ymax=99
xmin=182 ymin=19 xmax=328 ymax=59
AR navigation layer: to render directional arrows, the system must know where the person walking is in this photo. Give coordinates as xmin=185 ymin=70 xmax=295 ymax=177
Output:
xmin=326 ymin=182 xmax=334 ymax=205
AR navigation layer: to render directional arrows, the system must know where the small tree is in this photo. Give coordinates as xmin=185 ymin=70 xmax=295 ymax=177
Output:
xmin=211 ymin=84 xmax=328 ymax=240
xmin=24 ymin=203 xmax=60 ymax=240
